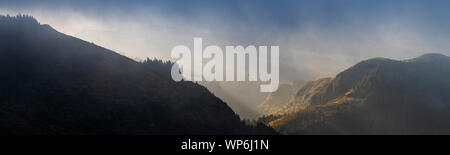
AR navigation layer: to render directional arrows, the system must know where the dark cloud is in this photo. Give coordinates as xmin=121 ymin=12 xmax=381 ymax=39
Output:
xmin=2 ymin=0 xmax=449 ymax=31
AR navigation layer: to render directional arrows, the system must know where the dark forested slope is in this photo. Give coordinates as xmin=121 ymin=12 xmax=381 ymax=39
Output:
xmin=0 ymin=15 xmax=274 ymax=135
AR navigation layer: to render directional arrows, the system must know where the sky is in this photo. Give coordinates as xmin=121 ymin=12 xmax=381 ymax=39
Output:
xmin=1 ymin=0 xmax=450 ymax=81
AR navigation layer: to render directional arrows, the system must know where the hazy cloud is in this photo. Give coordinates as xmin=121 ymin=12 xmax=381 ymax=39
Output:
xmin=1 ymin=0 xmax=450 ymax=81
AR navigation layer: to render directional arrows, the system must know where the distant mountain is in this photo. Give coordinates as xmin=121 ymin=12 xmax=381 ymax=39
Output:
xmin=199 ymin=81 xmax=260 ymax=119
xmin=257 ymin=81 xmax=305 ymax=115
xmin=0 ymin=15 xmax=275 ymax=134
xmin=268 ymin=53 xmax=450 ymax=134
xmin=201 ymin=80 xmax=306 ymax=119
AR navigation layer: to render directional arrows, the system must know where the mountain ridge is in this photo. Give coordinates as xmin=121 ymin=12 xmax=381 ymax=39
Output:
xmin=267 ymin=53 xmax=450 ymax=134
